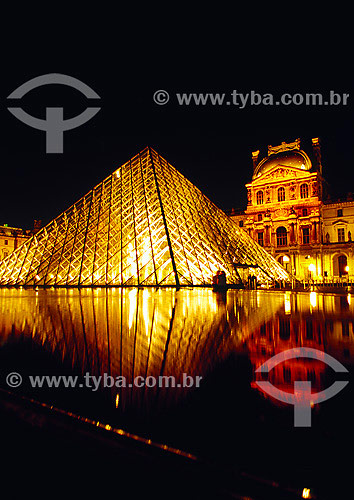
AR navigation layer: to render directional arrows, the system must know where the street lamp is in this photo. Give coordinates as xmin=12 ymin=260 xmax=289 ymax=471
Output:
xmin=308 ymin=263 xmax=316 ymax=290
xmin=345 ymin=265 xmax=350 ymax=286
xmin=282 ymin=255 xmax=294 ymax=289
xmin=308 ymin=263 xmax=316 ymax=273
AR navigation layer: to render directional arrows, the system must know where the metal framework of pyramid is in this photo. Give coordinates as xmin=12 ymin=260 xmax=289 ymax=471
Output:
xmin=0 ymin=147 xmax=289 ymax=287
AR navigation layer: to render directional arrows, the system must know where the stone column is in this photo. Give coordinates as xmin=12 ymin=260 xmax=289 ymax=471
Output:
xmin=311 ymin=222 xmax=317 ymax=244
xmin=264 ymin=225 xmax=270 ymax=246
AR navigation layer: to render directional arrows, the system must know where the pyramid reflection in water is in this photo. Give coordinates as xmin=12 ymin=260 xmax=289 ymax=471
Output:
xmin=0 ymin=147 xmax=288 ymax=286
xmin=0 ymin=288 xmax=278 ymax=415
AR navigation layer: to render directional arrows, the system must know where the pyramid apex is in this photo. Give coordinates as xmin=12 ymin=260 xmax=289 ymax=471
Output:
xmin=0 ymin=148 xmax=289 ymax=287
xmin=128 ymin=146 xmax=160 ymax=160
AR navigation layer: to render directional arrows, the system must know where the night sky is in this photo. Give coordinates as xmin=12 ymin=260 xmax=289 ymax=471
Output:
xmin=1 ymin=28 xmax=353 ymax=231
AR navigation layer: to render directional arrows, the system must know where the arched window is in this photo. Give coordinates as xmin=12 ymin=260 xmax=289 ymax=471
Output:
xmin=278 ymin=187 xmax=285 ymax=202
xmin=256 ymin=191 xmax=264 ymax=205
xmin=276 ymin=226 xmax=287 ymax=246
xmin=338 ymin=254 xmax=348 ymax=276
xmin=300 ymin=183 xmax=309 ymax=199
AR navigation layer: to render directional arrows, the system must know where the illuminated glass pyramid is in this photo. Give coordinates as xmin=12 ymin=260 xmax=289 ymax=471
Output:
xmin=0 ymin=147 xmax=288 ymax=286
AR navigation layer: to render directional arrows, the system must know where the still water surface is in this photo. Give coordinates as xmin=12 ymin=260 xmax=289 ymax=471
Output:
xmin=0 ymin=288 xmax=353 ymax=495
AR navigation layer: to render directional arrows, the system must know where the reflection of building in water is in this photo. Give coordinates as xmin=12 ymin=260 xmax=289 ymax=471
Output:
xmin=248 ymin=291 xmax=354 ymax=404
xmin=1 ymin=288 xmax=352 ymax=416
xmin=0 ymin=288 xmax=279 ymax=416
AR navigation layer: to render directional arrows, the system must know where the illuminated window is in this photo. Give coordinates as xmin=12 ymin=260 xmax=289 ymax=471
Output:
xmin=277 ymin=187 xmax=285 ymax=202
xmin=338 ymin=254 xmax=348 ymax=275
xmin=256 ymin=191 xmax=264 ymax=205
xmin=337 ymin=209 xmax=343 ymax=217
xmin=257 ymin=232 xmax=264 ymax=246
xmin=258 ymin=213 xmax=262 ymax=221
xmin=4 ymin=240 xmax=8 ymax=245
xmin=302 ymin=208 xmax=308 ymax=216
xmin=302 ymin=227 xmax=310 ymax=244
xmin=300 ymin=183 xmax=309 ymax=199
xmin=338 ymin=228 xmax=345 ymax=242
xmin=276 ymin=226 xmax=287 ymax=246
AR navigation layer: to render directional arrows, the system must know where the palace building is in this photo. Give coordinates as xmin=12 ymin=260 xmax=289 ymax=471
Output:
xmin=230 ymin=138 xmax=354 ymax=282
xmin=0 ymin=221 xmax=41 ymax=261
xmin=0 ymin=224 xmax=31 ymax=260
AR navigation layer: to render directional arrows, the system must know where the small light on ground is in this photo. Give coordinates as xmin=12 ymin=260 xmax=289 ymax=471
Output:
xmin=302 ymin=487 xmax=311 ymax=498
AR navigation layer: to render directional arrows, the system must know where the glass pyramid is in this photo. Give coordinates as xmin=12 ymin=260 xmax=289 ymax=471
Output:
xmin=0 ymin=147 xmax=289 ymax=286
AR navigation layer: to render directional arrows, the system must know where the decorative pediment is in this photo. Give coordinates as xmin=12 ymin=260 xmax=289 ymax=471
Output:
xmin=274 ymin=208 xmax=289 ymax=218
xmin=251 ymin=164 xmax=314 ymax=185
xmin=332 ymin=219 xmax=348 ymax=225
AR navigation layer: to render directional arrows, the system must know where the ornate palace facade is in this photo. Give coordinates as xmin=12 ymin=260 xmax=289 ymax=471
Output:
xmin=230 ymin=138 xmax=354 ymax=281
xmin=0 ymin=221 xmax=41 ymax=261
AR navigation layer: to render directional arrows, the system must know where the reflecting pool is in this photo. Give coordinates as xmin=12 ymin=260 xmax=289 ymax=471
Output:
xmin=0 ymin=288 xmax=353 ymax=497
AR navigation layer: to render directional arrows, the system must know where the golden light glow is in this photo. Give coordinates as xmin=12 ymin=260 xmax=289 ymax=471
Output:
xmin=310 ymin=291 xmax=317 ymax=308
xmin=302 ymin=487 xmax=311 ymax=499
xmin=0 ymin=147 xmax=289 ymax=287
xmin=284 ymin=292 xmax=291 ymax=314
xmin=282 ymin=255 xmax=290 ymax=263
xmin=128 ymin=288 xmax=137 ymax=329
xmin=345 ymin=265 xmax=350 ymax=272
xmin=0 ymin=285 xmax=348 ymax=461
xmin=142 ymin=288 xmax=150 ymax=336
xmin=308 ymin=263 xmax=316 ymax=273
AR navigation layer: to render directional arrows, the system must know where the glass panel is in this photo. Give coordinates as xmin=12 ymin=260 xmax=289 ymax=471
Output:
xmin=0 ymin=148 xmax=289 ymax=287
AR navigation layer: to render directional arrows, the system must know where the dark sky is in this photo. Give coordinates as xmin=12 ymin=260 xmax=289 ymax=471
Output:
xmin=1 ymin=25 xmax=353 ymax=230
